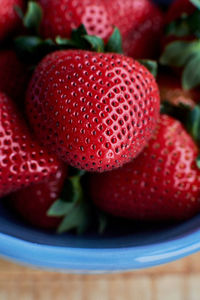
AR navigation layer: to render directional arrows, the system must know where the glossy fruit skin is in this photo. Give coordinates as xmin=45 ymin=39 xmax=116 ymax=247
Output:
xmin=11 ymin=165 xmax=67 ymax=229
xmin=26 ymin=50 xmax=160 ymax=172
xmin=39 ymin=0 xmax=113 ymax=41
xmin=103 ymin=0 xmax=163 ymax=59
xmin=0 ymin=50 xmax=28 ymax=102
xmin=0 ymin=0 xmax=24 ymax=41
xmin=0 ymin=92 xmax=60 ymax=198
xmin=158 ymin=73 xmax=199 ymax=108
xmin=89 ymin=115 xmax=200 ymax=221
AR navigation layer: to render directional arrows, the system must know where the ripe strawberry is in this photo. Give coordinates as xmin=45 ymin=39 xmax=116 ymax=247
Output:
xmin=26 ymin=50 xmax=160 ymax=172
xmin=10 ymin=165 xmax=67 ymax=229
xmin=0 ymin=92 xmax=60 ymax=198
xmin=160 ymin=0 xmax=200 ymax=90
xmin=39 ymin=0 xmax=113 ymax=41
xmin=0 ymin=0 xmax=24 ymax=41
xmin=89 ymin=114 xmax=200 ymax=221
xmin=158 ymin=72 xmax=199 ymax=108
xmin=0 ymin=50 xmax=28 ymax=102
xmin=165 ymin=0 xmax=195 ymax=24
xmin=162 ymin=0 xmax=196 ymax=48
xmin=103 ymin=0 xmax=163 ymax=59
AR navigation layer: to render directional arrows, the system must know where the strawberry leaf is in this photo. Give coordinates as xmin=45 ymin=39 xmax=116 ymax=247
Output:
xmin=196 ymin=155 xmax=200 ymax=168
xmin=71 ymin=24 xmax=89 ymax=49
xmin=182 ymin=53 xmax=200 ymax=90
xmin=160 ymin=40 xmax=200 ymax=90
xmin=190 ymin=0 xmax=200 ymax=9
xmin=55 ymin=36 xmax=78 ymax=48
xmin=14 ymin=36 xmax=56 ymax=63
xmin=71 ymin=24 xmax=87 ymax=42
xmin=139 ymin=60 xmax=158 ymax=77
xmin=165 ymin=15 xmax=191 ymax=37
xmin=23 ymin=1 xmax=43 ymax=35
xmin=14 ymin=23 xmax=123 ymax=65
xmin=83 ymin=35 xmax=105 ymax=52
xmin=160 ymin=41 xmax=200 ymax=67
xmin=165 ymin=11 xmax=200 ymax=38
xmin=187 ymin=105 xmax=200 ymax=145
xmin=48 ymin=168 xmax=92 ymax=234
xmin=48 ymin=201 xmax=75 ymax=217
xmin=58 ymin=201 xmax=91 ymax=234
xmin=105 ymin=27 xmax=123 ymax=54
xmin=14 ymin=5 xmax=24 ymax=19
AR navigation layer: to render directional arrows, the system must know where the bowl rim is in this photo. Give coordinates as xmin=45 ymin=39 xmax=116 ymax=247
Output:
xmin=1 ymin=228 xmax=200 ymax=273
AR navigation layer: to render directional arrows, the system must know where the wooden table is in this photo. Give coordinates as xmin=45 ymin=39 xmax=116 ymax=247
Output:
xmin=0 ymin=253 xmax=200 ymax=300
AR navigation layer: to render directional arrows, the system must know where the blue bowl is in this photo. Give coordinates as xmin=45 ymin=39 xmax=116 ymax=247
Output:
xmin=2 ymin=0 xmax=194 ymax=273
xmin=1 ymin=202 xmax=200 ymax=273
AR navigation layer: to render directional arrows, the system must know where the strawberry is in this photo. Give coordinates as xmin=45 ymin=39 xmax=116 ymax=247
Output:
xmin=89 ymin=114 xmax=200 ymax=221
xmin=158 ymin=72 xmax=199 ymax=108
xmin=103 ymin=0 xmax=163 ymax=59
xmin=0 ymin=0 xmax=24 ymax=42
xmin=10 ymin=165 xmax=67 ymax=229
xmin=26 ymin=50 xmax=160 ymax=172
xmin=165 ymin=0 xmax=196 ymax=24
xmin=38 ymin=0 xmax=113 ymax=41
xmin=0 ymin=92 xmax=60 ymax=198
xmin=160 ymin=0 xmax=200 ymax=90
xmin=162 ymin=0 xmax=196 ymax=47
xmin=0 ymin=50 xmax=28 ymax=102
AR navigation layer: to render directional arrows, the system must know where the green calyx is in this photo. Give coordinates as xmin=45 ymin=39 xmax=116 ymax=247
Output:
xmin=186 ymin=104 xmax=200 ymax=145
xmin=161 ymin=0 xmax=200 ymax=91
xmin=160 ymin=40 xmax=200 ymax=90
xmin=165 ymin=10 xmax=200 ymax=38
xmin=165 ymin=0 xmax=200 ymax=38
xmin=48 ymin=167 xmax=108 ymax=234
xmin=48 ymin=169 xmax=91 ymax=234
xmin=187 ymin=105 xmax=200 ymax=169
xmin=15 ymin=1 xmax=43 ymax=35
xmin=190 ymin=0 xmax=200 ymax=10
xmin=196 ymin=154 xmax=200 ymax=168
xmin=14 ymin=12 xmax=123 ymax=64
xmin=138 ymin=60 xmax=158 ymax=77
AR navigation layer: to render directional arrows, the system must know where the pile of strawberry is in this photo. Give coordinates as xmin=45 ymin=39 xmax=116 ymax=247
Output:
xmin=1 ymin=0 xmax=200 ymax=234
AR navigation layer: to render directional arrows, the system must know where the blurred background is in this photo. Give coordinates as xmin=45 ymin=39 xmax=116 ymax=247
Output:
xmin=1 ymin=253 xmax=200 ymax=300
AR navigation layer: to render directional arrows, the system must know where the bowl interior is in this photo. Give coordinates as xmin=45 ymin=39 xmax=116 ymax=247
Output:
xmin=1 ymin=202 xmax=200 ymax=249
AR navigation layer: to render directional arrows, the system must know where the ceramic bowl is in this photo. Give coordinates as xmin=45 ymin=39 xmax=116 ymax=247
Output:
xmin=1 ymin=201 xmax=200 ymax=273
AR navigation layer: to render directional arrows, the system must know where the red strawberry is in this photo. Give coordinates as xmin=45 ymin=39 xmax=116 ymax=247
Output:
xmin=165 ymin=0 xmax=195 ymax=24
xmin=89 ymin=114 xmax=200 ymax=221
xmin=39 ymin=0 xmax=113 ymax=41
xmin=10 ymin=165 xmax=67 ymax=229
xmin=103 ymin=0 xmax=163 ymax=59
xmin=162 ymin=0 xmax=196 ymax=48
xmin=160 ymin=0 xmax=200 ymax=91
xmin=26 ymin=50 xmax=160 ymax=172
xmin=0 ymin=0 xmax=24 ymax=41
xmin=158 ymin=72 xmax=199 ymax=108
xmin=0 ymin=92 xmax=60 ymax=198
xmin=0 ymin=50 xmax=28 ymax=102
